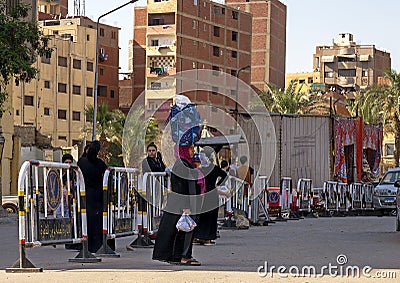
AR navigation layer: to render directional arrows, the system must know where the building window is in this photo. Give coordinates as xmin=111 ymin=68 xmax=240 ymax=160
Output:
xmin=214 ymin=6 xmax=220 ymax=14
xmin=362 ymin=69 xmax=368 ymax=77
xmin=231 ymin=69 xmax=237 ymax=77
xmin=58 ymin=83 xmax=67 ymax=93
xmin=324 ymin=71 xmax=334 ymax=78
xmin=100 ymin=28 xmax=105 ymax=37
xmin=212 ymin=66 xmax=220 ymax=76
xmin=16 ymin=109 xmax=20 ymax=116
xmin=44 ymin=81 xmax=50 ymax=89
xmin=73 ymin=59 xmax=81 ymax=69
xmin=72 ymin=111 xmax=81 ymax=121
xmin=72 ymin=85 xmax=81 ymax=95
xmin=151 ymin=39 xmax=159 ymax=46
xmin=213 ymin=46 xmax=220 ymax=57
xmin=338 ymin=69 xmax=356 ymax=77
xmin=212 ymin=86 xmax=219 ymax=94
xmin=222 ymin=7 xmax=225 ymax=14
xmin=308 ymin=77 xmax=313 ymax=84
xmin=87 ymin=62 xmax=94 ymax=71
xmin=41 ymin=54 xmax=51 ymax=64
xmin=338 ymin=56 xmax=355 ymax=62
xmin=44 ymin=107 xmax=50 ymax=116
xmin=231 ymin=50 xmax=237 ymax=58
xmin=58 ymin=109 xmax=67 ymax=120
xmin=110 ymin=90 xmax=115 ymax=98
xmin=386 ymin=143 xmax=395 ymax=156
xmin=24 ymin=96 xmax=34 ymax=106
xmin=194 ymin=0 xmax=198 ymax=5
xmin=150 ymin=82 xmax=162 ymax=89
xmin=214 ymin=26 xmax=220 ymax=37
xmin=58 ymin=56 xmax=67 ymax=67
xmin=111 ymin=31 xmax=116 ymax=39
xmin=192 ymin=20 xmax=197 ymax=29
xmin=87 ymin=34 xmax=90 ymax=41
xmin=100 ymin=68 xmax=104 ymax=76
xmin=203 ymin=23 xmax=207 ymax=32
xmin=232 ymin=11 xmax=238 ymax=20
xmin=193 ymin=40 xmax=198 ymax=47
xmin=232 ymin=31 xmax=238 ymax=41
xmin=58 ymin=136 xmax=67 ymax=141
xmin=151 ymin=18 xmax=164 ymax=25
xmin=98 ymin=85 xmax=107 ymax=97
xmin=87 ymin=87 xmax=93 ymax=97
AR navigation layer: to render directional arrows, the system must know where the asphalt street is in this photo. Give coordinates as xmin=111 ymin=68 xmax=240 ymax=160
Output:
xmin=1 ymin=215 xmax=400 ymax=282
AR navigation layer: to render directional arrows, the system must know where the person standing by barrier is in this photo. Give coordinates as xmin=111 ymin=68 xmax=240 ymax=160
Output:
xmin=194 ymin=149 xmax=227 ymax=246
xmin=142 ymin=142 xmax=166 ymax=173
xmin=77 ymin=141 xmax=107 ymax=253
xmin=152 ymin=144 xmax=203 ymax=266
xmin=237 ymin=156 xmax=254 ymax=197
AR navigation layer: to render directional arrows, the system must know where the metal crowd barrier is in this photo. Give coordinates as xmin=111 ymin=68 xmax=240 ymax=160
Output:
xmin=6 ymin=160 xmax=99 ymax=273
xmin=296 ymin=178 xmax=312 ymax=214
xmin=337 ymin=182 xmax=351 ymax=212
xmin=310 ymin=187 xmax=326 ymax=214
xmin=363 ymin=183 xmax=374 ymax=210
xmin=324 ymin=181 xmax=338 ymax=213
xmin=97 ymin=167 xmax=140 ymax=256
xmin=251 ymin=176 xmax=272 ymax=225
xmin=351 ymin=183 xmax=363 ymax=210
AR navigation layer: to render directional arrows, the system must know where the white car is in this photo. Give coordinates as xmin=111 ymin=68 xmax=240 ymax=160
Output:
xmin=2 ymin=195 xmax=18 ymax=214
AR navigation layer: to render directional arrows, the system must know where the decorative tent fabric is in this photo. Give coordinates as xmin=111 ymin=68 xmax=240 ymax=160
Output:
xmin=334 ymin=117 xmax=363 ymax=183
xmin=363 ymin=124 xmax=383 ymax=177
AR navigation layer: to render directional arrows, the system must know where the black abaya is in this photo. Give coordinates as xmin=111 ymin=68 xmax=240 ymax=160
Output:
xmin=195 ymin=165 xmax=227 ymax=241
xmin=78 ymin=156 xmax=107 ymax=253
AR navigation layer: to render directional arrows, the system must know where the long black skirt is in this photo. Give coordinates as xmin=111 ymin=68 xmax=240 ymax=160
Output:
xmin=194 ymin=206 xmax=219 ymax=240
xmin=152 ymin=212 xmax=195 ymax=261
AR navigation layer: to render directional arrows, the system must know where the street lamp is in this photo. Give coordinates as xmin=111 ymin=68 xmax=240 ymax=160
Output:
xmin=235 ymin=65 xmax=251 ymax=125
xmin=93 ymin=0 xmax=137 ymax=141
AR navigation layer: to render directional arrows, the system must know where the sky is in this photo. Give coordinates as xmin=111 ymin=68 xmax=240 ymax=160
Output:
xmin=69 ymin=0 xmax=400 ymax=76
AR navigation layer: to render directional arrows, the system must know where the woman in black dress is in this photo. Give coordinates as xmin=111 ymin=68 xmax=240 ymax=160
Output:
xmin=152 ymin=144 xmax=204 ymax=266
xmin=77 ymin=141 xmax=108 ymax=253
xmin=194 ymin=150 xmax=227 ymax=245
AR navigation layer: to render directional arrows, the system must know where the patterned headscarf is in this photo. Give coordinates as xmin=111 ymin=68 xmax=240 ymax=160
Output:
xmin=174 ymin=144 xmax=206 ymax=194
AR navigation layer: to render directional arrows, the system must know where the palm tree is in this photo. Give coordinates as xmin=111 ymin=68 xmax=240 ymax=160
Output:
xmin=83 ymin=103 xmax=127 ymax=163
xmin=355 ymin=69 xmax=400 ymax=166
xmin=257 ymin=80 xmax=328 ymax=114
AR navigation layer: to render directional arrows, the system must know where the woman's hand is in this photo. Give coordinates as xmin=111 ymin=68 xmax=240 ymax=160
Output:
xmin=182 ymin=208 xmax=190 ymax=215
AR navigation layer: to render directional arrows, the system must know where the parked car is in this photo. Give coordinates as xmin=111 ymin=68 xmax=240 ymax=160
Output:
xmin=1 ymin=195 xmax=18 ymax=214
xmin=374 ymin=168 xmax=400 ymax=216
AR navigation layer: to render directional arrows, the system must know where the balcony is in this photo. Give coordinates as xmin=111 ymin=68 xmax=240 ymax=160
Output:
xmin=147 ymin=45 xmax=176 ymax=56
xmin=339 ymin=47 xmax=355 ymax=55
xmin=337 ymin=61 xmax=356 ymax=69
xmin=147 ymin=24 xmax=176 ymax=35
xmin=146 ymin=88 xmax=175 ymax=100
xmin=146 ymin=67 xmax=176 ymax=78
xmin=338 ymin=77 xmax=355 ymax=86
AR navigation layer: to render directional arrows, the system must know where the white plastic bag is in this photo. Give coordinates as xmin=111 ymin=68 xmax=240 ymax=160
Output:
xmin=176 ymin=213 xmax=197 ymax=232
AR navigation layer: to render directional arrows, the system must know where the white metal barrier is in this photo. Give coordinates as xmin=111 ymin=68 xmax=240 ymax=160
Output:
xmin=363 ymin=183 xmax=374 ymax=210
xmin=280 ymin=177 xmax=292 ymax=217
xmin=337 ymin=182 xmax=350 ymax=212
xmin=351 ymin=183 xmax=363 ymax=210
xmin=6 ymin=160 xmax=99 ymax=273
xmin=324 ymin=181 xmax=338 ymax=212
xmin=297 ymin=178 xmax=312 ymax=213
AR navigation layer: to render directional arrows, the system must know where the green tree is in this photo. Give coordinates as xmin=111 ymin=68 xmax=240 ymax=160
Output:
xmin=256 ymin=80 xmax=328 ymax=114
xmin=355 ymin=69 xmax=400 ymax=166
xmin=0 ymin=1 xmax=52 ymax=215
xmin=84 ymin=103 xmax=127 ymax=163
xmin=0 ymin=1 xmax=52 ymax=113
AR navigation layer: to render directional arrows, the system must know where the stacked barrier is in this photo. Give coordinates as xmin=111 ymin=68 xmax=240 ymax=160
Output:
xmin=363 ymin=183 xmax=374 ymax=210
xmin=6 ymin=160 xmax=99 ymax=273
xmin=324 ymin=181 xmax=338 ymax=214
xmin=337 ymin=182 xmax=351 ymax=213
xmin=310 ymin=187 xmax=326 ymax=214
xmin=351 ymin=183 xmax=363 ymax=211
xmin=297 ymin=178 xmax=312 ymax=214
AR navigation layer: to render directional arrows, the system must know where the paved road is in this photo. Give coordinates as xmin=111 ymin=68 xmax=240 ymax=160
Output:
xmin=1 ymin=216 xmax=400 ymax=282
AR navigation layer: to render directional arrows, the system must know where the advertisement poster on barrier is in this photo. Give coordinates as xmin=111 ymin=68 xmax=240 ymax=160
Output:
xmin=267 ymin=187 xmax=281 ymax=217
xmin=352 ymin=183 xmax=362 ymax=210
xmin=325 ymin=182 xmax=338 ymax=211
xmin=337 ymin=183 xmax=349 ymax=212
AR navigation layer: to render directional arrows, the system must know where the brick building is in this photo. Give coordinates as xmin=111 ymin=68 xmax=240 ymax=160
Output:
xmin=133 ymin=0 xmax=252 ymax=120
xmin=225 ymin=0 xmax=287 ymax=91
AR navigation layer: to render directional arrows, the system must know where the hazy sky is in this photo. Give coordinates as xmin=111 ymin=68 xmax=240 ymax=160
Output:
xmin=69 ymin=0 xmax=400 ymax=76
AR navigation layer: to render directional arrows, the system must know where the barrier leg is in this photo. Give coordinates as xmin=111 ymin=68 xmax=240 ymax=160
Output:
xmin=127 ymin=211 xmax=154 ymax=249
xmin=69 ymin=238 xmax=101 ymax=263
xmin=96 ymin=235 xmax=120 ymax=258
xmin=6 ymin=244 xmax=42 ymax=273
xmin=274 ymin=208 xmax=287 ymax=222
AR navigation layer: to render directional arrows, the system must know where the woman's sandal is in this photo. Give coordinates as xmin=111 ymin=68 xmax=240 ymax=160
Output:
xmin=180 ymin=258 xmax=201 ymax=266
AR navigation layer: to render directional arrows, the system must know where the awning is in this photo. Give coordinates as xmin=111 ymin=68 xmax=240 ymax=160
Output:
xmin=195 ymin=134 xmax=245 ymax=146
xmin=359 ymin=55 xmax=370 ymax=61
xmin=321 ymin=55 xmax=335 ymax=62
xmin=337 ymin=54 xmax=356 ymax=58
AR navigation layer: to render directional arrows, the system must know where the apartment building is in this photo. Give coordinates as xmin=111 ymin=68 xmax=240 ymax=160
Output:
xmin=12 ymin=16 xmax=120 ymax=147
xmin=133 ymin=0 xmax=252 ymax=121
xmin=38 ymin=0 xmax=68 ymax=17
xmin=285 ymin=72 xmax=323 ymax=93
xmin=313 ymin=33 xmax=391 ymax=93
xmin=225 ymin=0 xmax=287 ymax=91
